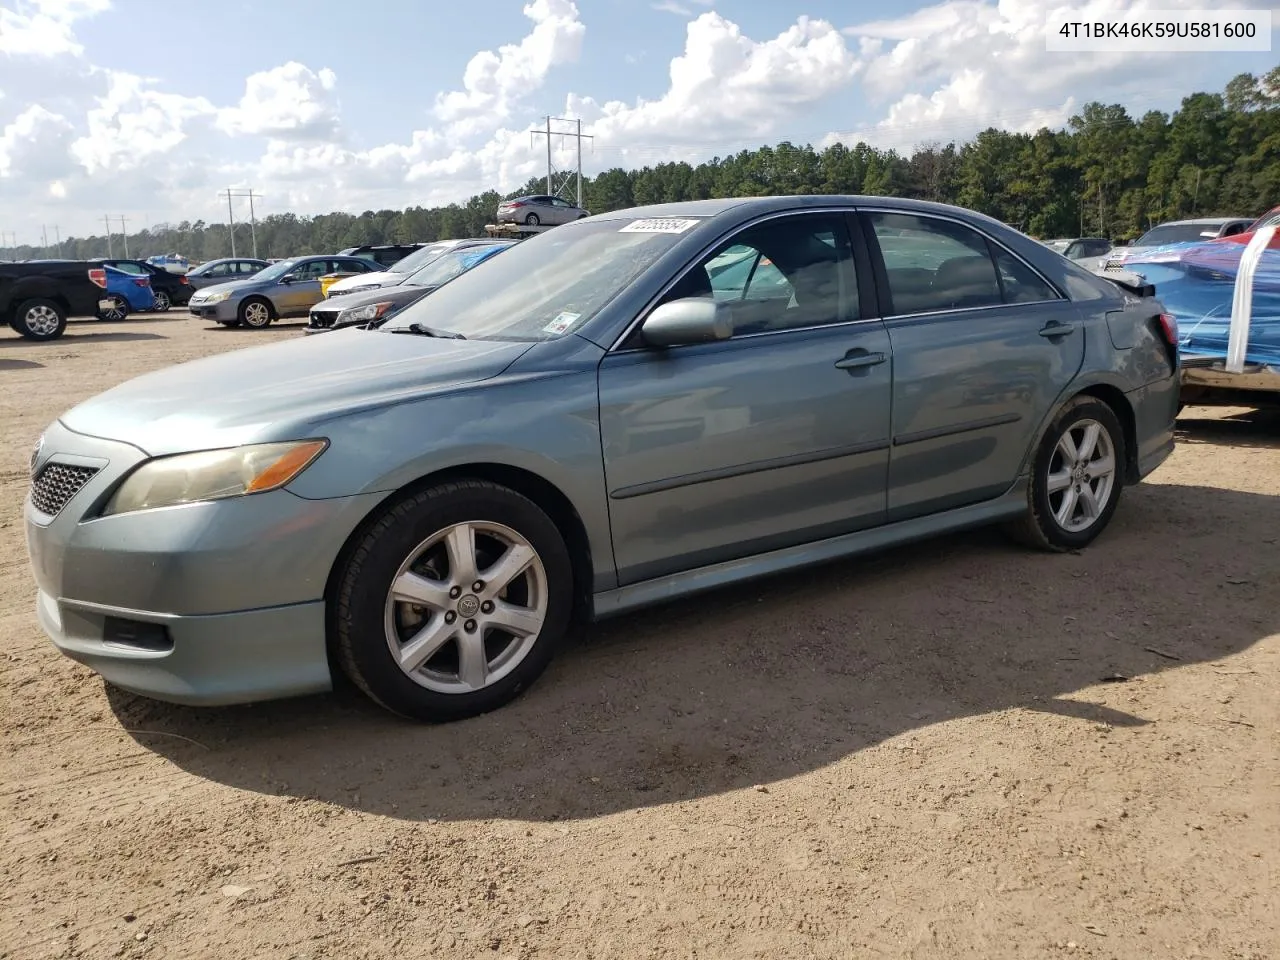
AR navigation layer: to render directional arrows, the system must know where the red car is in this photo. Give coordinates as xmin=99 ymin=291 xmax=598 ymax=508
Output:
xmin=1214 ymin=204 xmax=1280 ymax=249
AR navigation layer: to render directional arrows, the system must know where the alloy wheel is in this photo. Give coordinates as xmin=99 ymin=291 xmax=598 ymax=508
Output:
xmin=1046 ymin=418 xmax=1117 ymax=533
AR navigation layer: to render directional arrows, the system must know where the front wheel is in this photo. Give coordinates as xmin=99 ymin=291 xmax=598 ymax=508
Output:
xmin=524 ymin=212 xmax=540 ymax=226
xmin=1004 ymin=396 xmax=1126 ymax=552
xmin=238 ymin=297 xmax=272 ymax=328
xmin=334 ymin=480 xmax=574 ymax=722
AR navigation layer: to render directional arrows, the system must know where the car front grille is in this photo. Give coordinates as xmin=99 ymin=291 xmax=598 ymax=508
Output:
xmin=30 ymin=462 xmax=100 ymax=517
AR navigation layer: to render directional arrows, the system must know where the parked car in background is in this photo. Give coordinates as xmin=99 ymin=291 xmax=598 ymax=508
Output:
xmin=92 ymin=258 xmax=193 ymax=311
xmin=496 ymin=194 xmax=590 ymax=226
xmin=187 ymin=254 xmax=381 ymax=328
xmin=185 ymin=257 xmax=269 ymax=291
xmin=339 ymin=244 xmax=425 ymax=269
xmin=0 ymin=259 xmax=105 ymax=340
xmin=1101 ymin=217 xmax=1254 ymax=270
xmin=1043 ymin=237 xmax=1112 ymax=262
xmin=1211 ymin=204 xmax=1280 ymax=251
xmin=305 ymin=240 xmax=514 ymax=333
xmin=93 ymin=265 xmax=155 ymax=320
xmin=25 ymin=195 xmax=1179 ymax=722
xmin=146 ymin=253 xmax=190 ymax=275
xmin=323 ymin=239 xmax=482 ymax=298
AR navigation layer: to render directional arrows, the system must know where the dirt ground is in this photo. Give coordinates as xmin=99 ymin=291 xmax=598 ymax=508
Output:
xmin=2 ymin=313 xmax=1278 ymax=960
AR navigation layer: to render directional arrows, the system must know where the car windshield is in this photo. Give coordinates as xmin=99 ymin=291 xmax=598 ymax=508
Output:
xmin=384 ymin=242 xmax=454 ymax=274
xmin=380 ymin=218 xmax=698 ymax=340
xmin=252 ymin=258 xmax=301 ymax=282
xmin=1135 ymin=224 xmax=1221 ymax=246
xmin=402 ymin=245 xmax=508 ymax=287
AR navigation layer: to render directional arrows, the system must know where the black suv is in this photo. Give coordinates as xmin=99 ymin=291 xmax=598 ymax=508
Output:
xmin=338 ymin=244 xmax=425 ymax=268
xmin=92 ymin=258 xmax=193 ymax=311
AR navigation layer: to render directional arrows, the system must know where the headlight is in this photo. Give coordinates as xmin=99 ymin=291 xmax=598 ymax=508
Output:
xmin=101 ymin=440 xmax=327 ymax=517
xmin=336 ymin=301 xmax=395 ymax=324
xmin=204 ymin=291 xmax=232 ymax=304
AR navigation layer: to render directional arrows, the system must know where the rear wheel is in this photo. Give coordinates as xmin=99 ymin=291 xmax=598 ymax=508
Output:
xmin=1004 ymin=396 xmax=1126 ymax=552
xmin=10 ymin=298 xmax=67 ymax=341
xmin=334 ymin=480 xmax=574 ymax=722
xmin=152 ymin=290 xmax=171 ymax=311
xmin=238 ymin=297 xmax=272 ymax=329
xmin=96 ymin=295 xmax=129 ymax=322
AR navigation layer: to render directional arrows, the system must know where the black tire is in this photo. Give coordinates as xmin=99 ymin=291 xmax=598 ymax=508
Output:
xmin=10 ymin=298 xmax=67 ymax=341
xmin=334 ymin=480 xmax=574 ymax=722
xmin=153 ymin=290 xmax=171 ymax=311
xmin=238 ymin=297 xmax=273 ymax=329
xmin=524 ymin=212 xmax=540 ymax=226
xmin=1003 ymin=395 xmax=1126 ymax=552
xmin=96 ymin=295 xmax=129 ymax=322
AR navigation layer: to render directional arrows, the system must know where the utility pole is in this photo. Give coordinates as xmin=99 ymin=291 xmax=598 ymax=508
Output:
xmin=104 ymin=215 xmax=114 ymax=257
xmin=42 ymin=225 xmax=49 ymax=257
xmin=226 ymin=189 xmax=237 ymax=257
xmin=531 ymin=116 xmax=593 ymax=207
xmin=224 ymin=188 xmax=261 ymax=258
xmin=53 ymin=225 xmax=61 ymax=258
xmin=117 ymin=216 xmax=130 ymax=257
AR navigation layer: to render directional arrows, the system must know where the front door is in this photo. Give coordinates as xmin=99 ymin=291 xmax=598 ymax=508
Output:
xmin=276 ymin=260 xmax=327 ymax=316
xmin=862 ymin=210 xmax=1086 ymax=520
xmin=598 ymin=212 xmax=894 ymax=585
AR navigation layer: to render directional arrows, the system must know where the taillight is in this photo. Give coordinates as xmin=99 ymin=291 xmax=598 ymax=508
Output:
xmin=88 ymin=268 xmax=106 ymax=288
xmin=179 ymin=276 xmax=189 ymax=284
xmin=133 ymin=278 xmax=150 ymax=287
xmin=1157 ymin=312 xmax=1178 ymax=347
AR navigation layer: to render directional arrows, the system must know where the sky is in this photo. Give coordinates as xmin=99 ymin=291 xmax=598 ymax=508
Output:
xmin=0 ymin=0 xmax=1275 ymax=243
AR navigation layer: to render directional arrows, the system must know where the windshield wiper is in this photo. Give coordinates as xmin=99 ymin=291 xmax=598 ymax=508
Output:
xmin=390 ymin=322 xmax=466 ymax=339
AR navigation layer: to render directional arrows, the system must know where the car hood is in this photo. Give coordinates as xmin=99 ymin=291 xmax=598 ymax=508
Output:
xmin=189 ymin=277 xmax=263 ymax=298
xmin=320 ymin=283 xmax=427 ymax=312
xmin=328 ymin=271 xmax=402 ymax=293
xmin=59 ymin=330 xmax=535 ymax=457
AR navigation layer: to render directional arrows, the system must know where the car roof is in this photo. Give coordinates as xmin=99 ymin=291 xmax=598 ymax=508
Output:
xmin=1154 ymin=217 xmax=1249 ymax=227
xmin=584 ymin=195 xmax=1023 ymax=227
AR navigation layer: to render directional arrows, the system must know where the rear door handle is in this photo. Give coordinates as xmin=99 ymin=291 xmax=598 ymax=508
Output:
xmin=1039 ymin=321 xmax=1076 ymax=338
xmin=835 ymin=350 xmax=887 ymax=371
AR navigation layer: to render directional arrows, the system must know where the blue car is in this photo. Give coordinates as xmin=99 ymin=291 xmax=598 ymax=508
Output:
xmin=91 ymin=264 xmax=156 ymax=320
xmin=1119 ymin=232 xmax=1280 ymax=406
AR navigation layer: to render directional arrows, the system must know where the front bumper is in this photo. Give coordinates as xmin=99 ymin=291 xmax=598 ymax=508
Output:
xmin=24 ymin=420 xmax=388 ymax=706
xmin=188 ymin=299 xmax=238 ymax=322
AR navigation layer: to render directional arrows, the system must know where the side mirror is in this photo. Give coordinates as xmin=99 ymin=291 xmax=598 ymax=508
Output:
xmin=640 ymin=297 xmax=733 ymax=347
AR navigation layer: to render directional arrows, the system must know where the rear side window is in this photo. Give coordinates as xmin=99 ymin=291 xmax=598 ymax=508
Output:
xmin=869 ymin=212 xmax=1058 ymax=314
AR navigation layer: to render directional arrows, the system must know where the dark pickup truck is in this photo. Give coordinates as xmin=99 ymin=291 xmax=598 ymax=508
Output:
xmin=0 ymin=260 xmax=110 ymax=341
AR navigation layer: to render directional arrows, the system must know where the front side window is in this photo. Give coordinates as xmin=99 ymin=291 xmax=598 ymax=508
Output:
xmin=659 ymin=214 xmax=857 ymax=336
xmin=207 ymin=263 xmax=230 ymax=277
xmin=288 ymin=260 xmax=327 ymax=280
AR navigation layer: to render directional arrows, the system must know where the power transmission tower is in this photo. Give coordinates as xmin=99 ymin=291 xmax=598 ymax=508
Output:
xmin=531 ymin=116 xmax=593 ymax=207
xmin=225 ymin=188 xmax=261 ymax=258
xmin=103 ymin=215 xmax=114 ymax=257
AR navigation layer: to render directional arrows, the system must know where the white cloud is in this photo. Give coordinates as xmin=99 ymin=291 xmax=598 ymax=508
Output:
xmin=216 ymin=62 xmax=341 ymax=141
xmin=568 ymin=12 xmax=861 ymax=158
xmin=0 ymin=0 xmax=108 ymax=58
xmin=71 ymin=71 xmax=216 ymax=174
xmin=834 ymin=0 xmax=1263 ymax=151
xmin=0 ymin=104 xmax=75 ymax=179
xmin=433 ymin=0 xmax=585 ymax=139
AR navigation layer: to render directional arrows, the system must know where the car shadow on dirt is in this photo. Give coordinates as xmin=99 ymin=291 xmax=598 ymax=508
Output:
xmin=3 ymin=331 xmax=168 ymax=347
xmin=0 ymin=357 xmax=43 ymax=370
xmin=1176 ymin=408 xmax=1280 ymax=449
xmin=105 ymin=480 xmax=1279 ymax=824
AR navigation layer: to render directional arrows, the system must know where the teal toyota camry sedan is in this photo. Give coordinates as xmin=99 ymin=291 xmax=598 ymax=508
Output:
xmin=24 ymin=196 xmax=1179 ymax=722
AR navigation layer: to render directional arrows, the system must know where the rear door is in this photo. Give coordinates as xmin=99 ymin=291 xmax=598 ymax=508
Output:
xmin=860 ymin=209 xmax=1086 ymax=520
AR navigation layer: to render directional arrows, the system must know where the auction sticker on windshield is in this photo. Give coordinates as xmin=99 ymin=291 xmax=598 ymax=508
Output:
xmin=619 ymin=218 xmax=701 ymax=233
xmin=543 ymin=311 xmax=580 ymax=335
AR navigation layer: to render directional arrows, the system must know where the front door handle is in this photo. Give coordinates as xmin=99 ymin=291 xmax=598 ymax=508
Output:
xmin=835 ymin=350 xmax=887 ymax=371
xmin=1039 ymin=321 xmax=1076 ymax=339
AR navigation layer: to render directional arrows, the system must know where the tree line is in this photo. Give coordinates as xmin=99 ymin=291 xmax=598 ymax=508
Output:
xmin=8 ymin=69 xmax=1278 ymax=263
